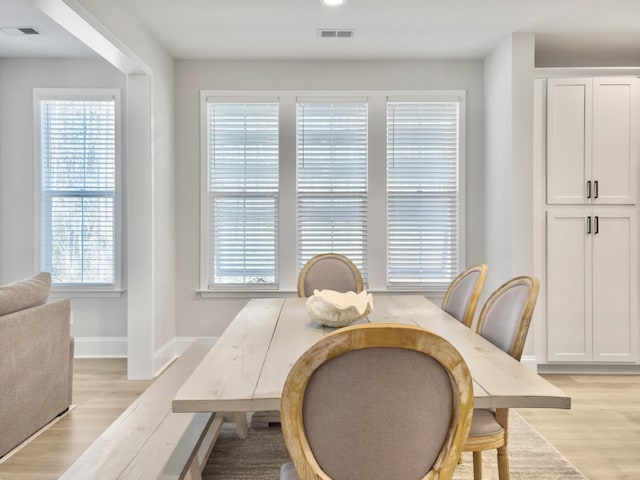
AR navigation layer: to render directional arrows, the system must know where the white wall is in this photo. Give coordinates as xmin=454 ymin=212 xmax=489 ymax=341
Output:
xmin=0 ymin=57 xmax=128 ymax=340
xmin=483 ymin=40 xmax=513 ymax=292
xmin=58 ymin=0 xmax=177 ymax=377
xmin=483 ymin=34 xmax=536 ymax=292
xmin=174 ymin=59 xmax=486 ymax=336
xmin=483 ymin=33 xmax=537 ymax=365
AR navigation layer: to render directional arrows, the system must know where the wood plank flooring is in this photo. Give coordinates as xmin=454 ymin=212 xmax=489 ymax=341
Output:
xmin=517 ymin=374 xmax=640 ymax=480
xmin=0 ymin=359 xmax=151 ymax=480
xmin=0 ymin=359 xmax=638 ymax=480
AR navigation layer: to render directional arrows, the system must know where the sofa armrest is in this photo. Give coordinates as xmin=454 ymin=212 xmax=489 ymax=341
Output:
xmin=68 ymin=336 xmax=75 ymax=405
xmin=0 ymin=299 xmax=72 ymax=456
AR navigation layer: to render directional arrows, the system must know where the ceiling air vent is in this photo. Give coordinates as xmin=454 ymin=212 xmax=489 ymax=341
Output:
xmin=1 ymin=26 xmax=40 ymax=36
xmin=317 ymin=29 xmax=355 ymax=39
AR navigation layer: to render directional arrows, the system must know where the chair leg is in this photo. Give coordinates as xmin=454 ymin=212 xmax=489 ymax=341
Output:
xmin=497 ymin=446 xmax=510 ymax=480
xmin=472 ymin=451 xmax=482 ymax=480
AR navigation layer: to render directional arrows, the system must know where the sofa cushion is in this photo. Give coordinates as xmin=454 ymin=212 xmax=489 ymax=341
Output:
xmin=0 ymin=272 xmax=51 ymax=316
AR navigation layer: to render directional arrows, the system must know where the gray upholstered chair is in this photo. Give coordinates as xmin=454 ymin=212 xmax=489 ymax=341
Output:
xmin=297 ymin=253 xmax=364 ymax=297
xmin=253 ymin=253 xmax=365 ymax=430
xmin=280 ymin=323 xmax=473 ymax=480
xmin=442 ymin=264 xmax=488 ymax=328
xmin=462 ymin=275 xmax=540 ymax=480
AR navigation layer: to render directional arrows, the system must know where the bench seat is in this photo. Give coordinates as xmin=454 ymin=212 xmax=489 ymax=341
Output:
xmin=60 ymin=339 xmax=243 ymax=480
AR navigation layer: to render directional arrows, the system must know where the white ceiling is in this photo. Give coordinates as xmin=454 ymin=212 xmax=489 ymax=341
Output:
xmin=2 ymin=0 xmax=640 ymax=66
xmin=0 ymin=0 xmax=94 ymax=58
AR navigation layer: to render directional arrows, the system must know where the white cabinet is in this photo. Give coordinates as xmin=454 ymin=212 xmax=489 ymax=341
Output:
xmin=547 ymin=77 xmax=639 ymax=205
xmin=546 ymin=207 xmax=638 ymax=363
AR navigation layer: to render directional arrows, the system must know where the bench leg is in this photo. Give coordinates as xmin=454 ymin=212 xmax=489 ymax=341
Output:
xmin=194 ymin=413 xmax=224 ymax=474
xmin=234 ymin=412 xmax=249 ymax=439
xmin=184 ymin=457 xmax=203 ymax=480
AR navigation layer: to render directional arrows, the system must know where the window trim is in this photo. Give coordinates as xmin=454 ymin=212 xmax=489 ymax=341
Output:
xmin=33 ymin=88 xmax=124 ymax=295
xmin=296 ymin=99 xmax=369 ymax=280
xmin=385 ymin=96 xmax=466 ymax=289
xmin=202 ymin=97 xmax=280 ymax=289
xmin=199 ymin=90 xmax=465 ymax=295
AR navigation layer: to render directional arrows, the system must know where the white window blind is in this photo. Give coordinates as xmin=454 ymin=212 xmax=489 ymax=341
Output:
xmin=296 ymin=101 xmax=368 ymax=277
xmin=40 ymin=97 xmax=117 ymax=286
xmin=206 ymin=102 xmax=279 ymax=287
xmin=387 ymin=101 xmax=459 ymax=289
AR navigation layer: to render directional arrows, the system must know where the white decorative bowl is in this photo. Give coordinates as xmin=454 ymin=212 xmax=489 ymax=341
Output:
xmin=305 ymin=289 xmax=373 ymax=328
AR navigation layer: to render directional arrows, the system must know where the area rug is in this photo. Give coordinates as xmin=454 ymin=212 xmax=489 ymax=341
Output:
xmin=203 ymin=412 xmax=587 ymax=479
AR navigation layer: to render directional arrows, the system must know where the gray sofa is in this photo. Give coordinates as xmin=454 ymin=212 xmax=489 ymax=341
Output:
xmin=0 ymin=272 xmax=74 ymax=457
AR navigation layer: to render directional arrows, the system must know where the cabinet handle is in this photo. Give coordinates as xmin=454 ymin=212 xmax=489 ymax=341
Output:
xmin=594 ymin=180 xmax=599 ymax=199
xmin=594 ymin=215 xmax=599 ymax=234
xmin=586 ymin=216 xmax=592 ymax=234
xmin=586 ymin=180 xmax=592 ymax=199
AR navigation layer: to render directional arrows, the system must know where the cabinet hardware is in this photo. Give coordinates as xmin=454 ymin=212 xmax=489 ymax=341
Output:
xmin=594 ymin=215 xmax=599 ymax=234
xmin=586 ymin=180 xmax=592 ymax=198
xmin=594 ymin=180 xmax=599 ymax=199
xmin=586 ymin=216 xmax=592 ymax=234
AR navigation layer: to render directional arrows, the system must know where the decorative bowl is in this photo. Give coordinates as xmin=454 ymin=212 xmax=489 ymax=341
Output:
xmin=305 ymin=289 xmax=373 ymax=327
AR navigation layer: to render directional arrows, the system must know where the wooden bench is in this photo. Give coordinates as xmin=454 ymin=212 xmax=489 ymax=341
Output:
xmin=60 ymin=339 xmax=248 ymax=480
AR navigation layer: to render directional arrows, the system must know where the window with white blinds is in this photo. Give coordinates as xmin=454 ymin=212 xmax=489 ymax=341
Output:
xmin=387 ymin=101 xmax=460 ymax=288
xmin=206 ymin=101 xmax=279 ymax=287
xmin=201 ymin=91 xmax=464 ymax=294
xmin=38 ymin=93 xmax=120 ymax=287
xmin=296 ymin=101 xmax=368 ymax=277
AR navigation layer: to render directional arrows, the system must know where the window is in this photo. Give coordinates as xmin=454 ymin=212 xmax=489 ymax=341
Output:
xmin=201 ymin=91 xmax=464 ymax=293
xmin=204 ymin=100 xmax=279 ymax=288
xmin=36 ymin=90 xmax=121 ymax=289
xmin=387 ymin=101 xmax=460 ymax=288
xmin=296 ymin=100 xmax=368 ymax=277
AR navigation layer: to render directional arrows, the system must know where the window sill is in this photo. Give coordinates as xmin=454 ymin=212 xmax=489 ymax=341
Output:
xmin=49 ymin=288 xmax=125 ymax=298
xmin=197 ymin=288 xmax=445 ymax=299
xmin=197 ymin=289 xmax=297 ymax=299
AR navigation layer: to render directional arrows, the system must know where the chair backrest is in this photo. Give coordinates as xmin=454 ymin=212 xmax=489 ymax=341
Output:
xmin=475 ymin=276 xmax=540 ymax=361
xmin=441 ymin=264 xmax=488 ymax=328
xmin=280 ymin=323 xmax=473 ymax=480
xmin=297 ymin=253 xmax=364 ymax=297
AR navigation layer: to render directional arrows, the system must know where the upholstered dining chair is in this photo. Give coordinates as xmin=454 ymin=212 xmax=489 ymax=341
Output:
xmin=256 ymin=252 xmax=364 ymax=430
xmin=442 ymin=264 xmax=489 ymax=328
xmin=297 ymin=253 xmax=364 ymax=297
xmin=462 ymin=275 xmax=540 ymax=480
xmin=280 ymin=323 xmax=474 ymax=480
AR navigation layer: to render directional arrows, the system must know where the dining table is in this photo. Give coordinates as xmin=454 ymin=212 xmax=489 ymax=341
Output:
xmin=172 ymin=295 xmax=571 ymax=418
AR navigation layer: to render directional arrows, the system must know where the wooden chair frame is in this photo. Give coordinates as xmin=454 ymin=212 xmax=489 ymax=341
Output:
xmin=296 ymin=253 xmax=364 ymax=298
xmin=441 ymin=264 xmax=489 ymax=328
xmin=281 ymin=323 xmax=473 ymax=480
xmin=475 ymin=275 xmax=540 ymax=362
xmin=463 ymin=275 xmax=540 ymax=480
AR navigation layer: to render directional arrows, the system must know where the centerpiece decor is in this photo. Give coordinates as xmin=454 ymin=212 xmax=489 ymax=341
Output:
xmin=305 ymin=289 xmax=373 ymax=327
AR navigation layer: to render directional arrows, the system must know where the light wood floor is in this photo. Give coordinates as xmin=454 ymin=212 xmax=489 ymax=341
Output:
xmin=0 ymin=360 xmax=638 ymax=480
xmin=517 ymin=374 xmax=640 ymax=480
xmin=0 ymin=359 xmax=151 ymax=480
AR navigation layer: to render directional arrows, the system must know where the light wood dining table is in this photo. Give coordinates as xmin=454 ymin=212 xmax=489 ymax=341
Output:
xmin=172 ymin=295 xmax=571 ymax=416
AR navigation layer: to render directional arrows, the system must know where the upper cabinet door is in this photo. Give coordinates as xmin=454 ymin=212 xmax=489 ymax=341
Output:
xmin=547 ymin=77 xmax=639 ymax=205
xmin=592 ymin=78 xmax=639 ymax=204
xmin=546 ymin=78 xmax=592 ymax=204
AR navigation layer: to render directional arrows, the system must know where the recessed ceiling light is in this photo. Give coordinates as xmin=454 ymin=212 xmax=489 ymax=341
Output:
xmin=322 ymin=0 xmax=346 ymax=6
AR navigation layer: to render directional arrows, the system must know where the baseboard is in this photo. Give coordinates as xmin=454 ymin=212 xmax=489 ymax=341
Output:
xmin=521 ymin=355 xmax=537 ymax=372
xmin=74 ymin=337 xmax=127 ymax=358
xmin=153 ymin=337 xmax=218 ymax=377
xmin=538 ymin=363 xmax=640 ymax=374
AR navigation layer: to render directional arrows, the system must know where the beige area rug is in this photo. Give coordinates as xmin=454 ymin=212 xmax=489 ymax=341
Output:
xmin=203 ymin=412 xmax=587 ymax=479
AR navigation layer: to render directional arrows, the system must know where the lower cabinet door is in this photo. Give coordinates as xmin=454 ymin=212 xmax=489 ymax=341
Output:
xmin=547 ymin=207 xmax=638 ymax=363
xmin=546 ymin=209 xmax=592 ymax=362
xmin=591 ymin=208 xmax=638 ymax=362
